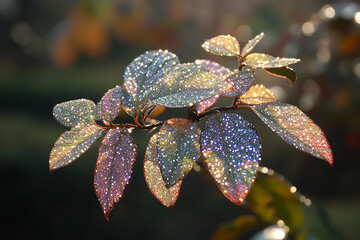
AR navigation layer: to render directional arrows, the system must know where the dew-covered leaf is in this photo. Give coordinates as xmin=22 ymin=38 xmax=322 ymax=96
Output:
xmin=244 ymin=53 xmax=300 ymax=69
xmin=264 ymin=66 xmax=297 ymax=86
xmin=194 ymin=59 xmax=230 ymax=113
xmin=202 ymin=35 xmax=240 ymax=56
xmin=147 ymin=63 xmax=226 ymax=108
xmin=94 ymin=128 xmax=137 ymax=219
xmin=49 ymin=124 xmax=104 ymax=171
xmin=201 ymin=113 xmax=261 ymax=205
xmin=123 ymin=49 xmax=180 ymax=113
xmin=53 ymin=99 xmax=97 ymax=128
xmin=118 ymin=86 xmax=137 ymax=117
xmin=97 ymin=86 xmax=122 ymax=122
xmin=195 ymin=59 xmax=231 ymax=77
xmin=144 ymin=133 xmax=182 ymax=208
xmin=157 ymin=118 xmax=201 ymax=187
xmin=240 ymin=32 xmax=264 ymax=57
xmin=252 ymin=102 xmax=333 ymax=165
xmin=195 ymin=95 xmax=219 ymax=114
xmin=223 ymin=69 xmax=255 ymax=97
xmin=237 ymin=84 xmax=277 ymax=105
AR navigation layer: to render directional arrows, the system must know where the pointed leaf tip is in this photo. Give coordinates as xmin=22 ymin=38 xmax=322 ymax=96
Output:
xmin=241 ymin=32 xmax=265 ymax=57
xmin=144 ymin=133 xmax=182 ymax=208
xmin=201 ymin=113 xmax=262 ymax=205
xmin=49 ymin=124 xmax=104 ymax=171
xmin=264 ymin=67 xmax=298 ymax=86
xmin=157 ymin=118 xmax=201 ymax=188
xmin=252 ymin=102 xmax=333 ymax=165
xmin=94 ymin=128 xmax=137 ymax=218
xmin=245 ymin=53 xmax=300 ymax=69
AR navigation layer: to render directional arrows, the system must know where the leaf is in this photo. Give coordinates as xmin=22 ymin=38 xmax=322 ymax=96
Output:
xmin=237 ymin=84 xmax=277 ymax=105
xmin=53 ymin=99 xmax=97 ymax=128
xmin=94 ymin=128 xmax=137 ymax=219
xmin=195 ymin=59 xmax=231 ymax=77
xmin=96 ymin=86 xmax=122 ymax=122
xmin=157 ymin=118 xmax=201 ymax=187
xmin=146 ymin=63 xmax=226 ymax=108
xmin=211 ymin=215 xmax=259 ymax=240
xmin=123 ymin=49 xmax=180 ymax=114
xmin=118 ymin=86 xmax=137 ymax=117
xmin=223 ymin=69 xmax=255 ymax=97
xmin=244 ymin=53 xmax=300 ymax=69
xmin=202 ymin=35 xmax=240 ymax=56
xmin=201 ymin=113 xmax=262 ymax=205
xmin=49 ymin=124 xmax=104 ymax=171
xmin=264 ymin=66 xmax=298 ymax=86
xmin=195 ymin=95 xmax=219 ymax=114
xmin=240 ymin=32 xmax=264 ymax=57
xmin=194 ymin=60 xmax=231 ymax=113
xmin=252 ymin=102 xmax=333 ymax=165
xmin=144 ymin=133 xmax=182 ymax=208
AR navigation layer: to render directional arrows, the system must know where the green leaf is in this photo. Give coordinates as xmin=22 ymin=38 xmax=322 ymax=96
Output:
xmin=94 ymin=128 xmax=137 ymax=219
xmin=123 ymin=49 xmax=180 ymax=115
xmin=240 ymin=32 xmax=264 ymax=57
xmin=49 ymin=124 xmax=104 ymax=171
xmin=264 ymin=66 xmax=298 ymax=86
xmin=201 ymin=113 xmax=261 ymax=205
xmin=202 ymin=35 xmax=240 ymax=56
xmin=53 ymin=99 xmax=97 ymax=128
xmin=211 ymin=215 xmax=259 ymax=240
xmin=157 ymin=118 xmax=201 ymax=187
xmin=144 ymin=133 xmax=182 ymax=208
xmin=252 ymin=102 xmax=333 ymax=165
xmin=244 ymin=53 xmax=300 ymax=69
xmin=147 ymin=63 xmax=226 ymax=108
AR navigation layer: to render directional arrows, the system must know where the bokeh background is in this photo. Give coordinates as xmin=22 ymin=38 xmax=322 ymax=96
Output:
xmin=1 ymin=0 xmax=359 ymax=239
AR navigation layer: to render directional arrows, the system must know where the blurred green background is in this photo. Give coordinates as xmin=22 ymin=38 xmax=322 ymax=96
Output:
xmin=1 ymin=0 xmax=359 ymax=239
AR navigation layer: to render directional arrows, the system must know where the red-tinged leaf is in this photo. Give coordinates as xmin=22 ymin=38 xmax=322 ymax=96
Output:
xmin=195 ymin=95 xmax=219 ymax=114
xmin=244 ymin=53 xmax=300 ymax=69
xmin=49 ymin=124 xmax=104 ymax=171
xmin=158 ymin=118 xmax=201 ymax=187
xmin=200 ymin=113 xmax=262 ymax=205
xmin=96 ymin=86 xmax=122 ymax=122
xmin=53 ymin=99 xmax=97 ymax=128
xmin=237 ymin=84 xmax=277 ymax=105
xmin=264 ymin=66 xmax=297 ymax=86
xmin=144 ymin=133 xmax=182 ymax=208
xmin=252 ymin=102 xmax=333 ymax=165
xmin=94 ymin=128 xmax=137 ymax=219
xmin=202 ymin=35 xmax=240 ymax=56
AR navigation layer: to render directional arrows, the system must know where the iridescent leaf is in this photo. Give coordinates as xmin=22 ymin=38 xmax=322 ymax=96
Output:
xmin=195 ymin=95 xmax=219 ymax=114
xmin=123 ymin=49 xmax=180 ymax=113
xmin=94 ymin=128 xmax=137 ymax=219
xmin=157 ymin=118 xmax=201 ymax=187
xmin=237 ymin=84 xmax=277 ymax=105
xmin=147 ymin=63 xmax=226 ymax=108
xmin=53 ymin=99 xmax=97 ymax=128
xmin=244 ymin=53 xmax=300 ymax=69
xmin=240 ymin=32 xmax=264 ymax=57
xmin=264 ymin=66 xmax=297 ymax=86
xmin=195 ymin=59 xmax=231 ymax=77
xmin=118 ymin=86 xmax=137 ymax=117
xmin=96 ymin=86 xmax=122 ymax=122
xmin=49 ymin=124 xmax=104 ymax=171
xmin=144 ymin=133 xmax=182 ymax=208
xmin=252 ymin=102 xmax=333 ymax=165
xmin=201 ymin=113 xmax=261 ymax=205
xmin=202 ymin=35 xmax=240 ymax=56
xmin=222 ymin=69 xmax=255 ymax=97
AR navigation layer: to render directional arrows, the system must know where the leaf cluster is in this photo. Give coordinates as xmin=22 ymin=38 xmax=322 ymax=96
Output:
xmin=50 ymin=33 xmax=333 ymax=220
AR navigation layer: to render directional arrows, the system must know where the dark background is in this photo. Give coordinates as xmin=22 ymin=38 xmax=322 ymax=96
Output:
xmin=1 ymin=0 xmax=359 ymax=239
